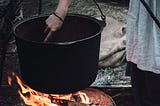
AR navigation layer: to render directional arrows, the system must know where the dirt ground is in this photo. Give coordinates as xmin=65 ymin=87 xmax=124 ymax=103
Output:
xmin=22 ymin=0 xmax=128 ymax=23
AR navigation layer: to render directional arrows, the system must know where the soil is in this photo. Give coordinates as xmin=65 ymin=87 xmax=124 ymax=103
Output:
xmin=22 ymin=0 xmax=128 ymax=23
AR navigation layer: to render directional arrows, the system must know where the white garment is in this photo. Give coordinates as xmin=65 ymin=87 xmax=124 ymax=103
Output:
xmin=126 ymin=0 xmax=160 ymax=74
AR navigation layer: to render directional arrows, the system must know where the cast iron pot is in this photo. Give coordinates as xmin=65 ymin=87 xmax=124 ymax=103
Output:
xmin=13 ymin=14 xmax=106 ymax=94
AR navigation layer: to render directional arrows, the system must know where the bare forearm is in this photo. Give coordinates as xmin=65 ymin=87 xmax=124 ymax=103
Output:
xmin=44 ymin=0 xmax=72 ymax=42
xmin=55 ymin=0 xmax=72 ymax=20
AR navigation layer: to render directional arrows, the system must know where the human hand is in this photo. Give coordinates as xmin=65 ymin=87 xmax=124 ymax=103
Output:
xmin=44 ymin=14 xmax=64 ymax=42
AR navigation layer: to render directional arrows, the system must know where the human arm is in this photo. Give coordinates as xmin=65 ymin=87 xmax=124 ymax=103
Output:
xmin=44 ymin=0 xmax=72 ymax=42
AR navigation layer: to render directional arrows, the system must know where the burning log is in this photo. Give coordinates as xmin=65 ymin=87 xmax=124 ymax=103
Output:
xmin=49 ymin=98 xmax=90 ymax=106
xmin=8 ymin=72 xmax=116 ymax=106
xmin=14 ymin=99 xmax=91 ymax=106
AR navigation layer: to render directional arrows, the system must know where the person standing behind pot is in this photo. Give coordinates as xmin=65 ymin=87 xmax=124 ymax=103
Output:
xmin=0 ymin=0 xmax=23 ymax=43
xmin=44 ymin=0 xmax=72 ymax=42
xmin=126 ymin=0 xmax=160 ymax=106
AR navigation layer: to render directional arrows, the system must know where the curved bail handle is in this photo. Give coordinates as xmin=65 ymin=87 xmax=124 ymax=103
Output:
xmin=93 ymin=0 xmax=106 ymax=27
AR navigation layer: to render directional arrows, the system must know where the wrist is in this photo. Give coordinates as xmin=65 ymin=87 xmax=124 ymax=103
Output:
xmin=52 ymin=12 xmax=64 ymax=22
xmin=54 ymin=8 xmax=68 ymax=20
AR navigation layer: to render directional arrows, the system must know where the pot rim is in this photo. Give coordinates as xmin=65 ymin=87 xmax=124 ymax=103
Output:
xmin=13 ymin=13 xmax=104 ymax=45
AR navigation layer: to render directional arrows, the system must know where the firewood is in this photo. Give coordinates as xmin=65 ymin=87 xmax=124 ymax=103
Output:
xmin=51 ymin=98 xmax=90 ymax=106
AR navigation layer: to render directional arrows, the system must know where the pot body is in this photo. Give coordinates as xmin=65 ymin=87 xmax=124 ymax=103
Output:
xmin=14 ymin=14 xmax=103 ymax=94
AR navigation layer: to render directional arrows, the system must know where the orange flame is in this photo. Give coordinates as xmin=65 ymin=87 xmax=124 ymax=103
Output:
xmin=7 ymin=76 xmax=12 ymax=86
xmin=8 ymin=72 xmax=91 ymax=106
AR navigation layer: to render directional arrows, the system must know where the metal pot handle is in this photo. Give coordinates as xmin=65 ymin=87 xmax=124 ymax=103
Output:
xmin=38 ymin=0 xmax=106 ymax=27
xmin=93 ymin=0 xmax=106 ymax=27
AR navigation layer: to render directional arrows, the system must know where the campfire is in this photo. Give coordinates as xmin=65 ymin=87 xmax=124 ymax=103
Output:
xmin=8 ymin=72 xmax=116 ymax=106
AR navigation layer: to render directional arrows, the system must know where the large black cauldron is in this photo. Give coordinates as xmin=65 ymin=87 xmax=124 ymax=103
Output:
xmin=14 ymin=14 xmax=105 ymax=94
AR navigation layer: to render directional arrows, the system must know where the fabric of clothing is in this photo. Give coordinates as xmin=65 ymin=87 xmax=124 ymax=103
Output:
xmin=0 ymin=0 xmax=22 ymax=19
xmin=127 ymin=62 xmax=160 ymax=106
xmin=0 ymin=0 xmax=22 ymax=40
xmin=126 ymin=0 xmax=160 ymax=74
